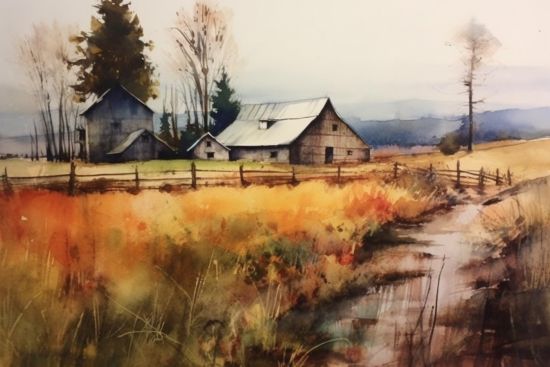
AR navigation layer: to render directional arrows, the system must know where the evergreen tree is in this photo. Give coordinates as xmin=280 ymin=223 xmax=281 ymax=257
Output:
xmin=158 ymin=107 xmax=173 ymax=146
xmin=210 ymin=69 xmax=240 ymax=136
xmin=178 ymin=112 xmax=203 ymax=158
xmin=70 ymin=0 xmax=158 ymax=102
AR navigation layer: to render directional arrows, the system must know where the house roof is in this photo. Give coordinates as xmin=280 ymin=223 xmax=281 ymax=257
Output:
xmin=187 ymin=132 xmax=230 ymax=152
xmin=216 ymin=97 xmax=329 ymax=147
xmin=80 ymin=84 xmax=154 ymax=116
xmin=107 ymin=129 xmax=174 ymax=155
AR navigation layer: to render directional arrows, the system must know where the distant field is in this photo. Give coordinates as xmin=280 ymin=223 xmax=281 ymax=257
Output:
xmin=0 ymin=158 xmax=291 ymax=178
xmin=395 ymin=138 xmax=550 ymax=182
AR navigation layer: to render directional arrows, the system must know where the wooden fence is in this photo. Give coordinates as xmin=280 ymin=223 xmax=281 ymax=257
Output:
xmin=1 ymin=160 xmax=511 ymax=196
xmin=394 ymin=160 xmax=512 ymax=189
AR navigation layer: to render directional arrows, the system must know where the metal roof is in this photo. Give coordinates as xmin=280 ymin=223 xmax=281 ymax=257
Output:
xmin=216 ymin=97 xmax=329 ymax=147
xmin=187 ymin=132 xmax=230 ymax=152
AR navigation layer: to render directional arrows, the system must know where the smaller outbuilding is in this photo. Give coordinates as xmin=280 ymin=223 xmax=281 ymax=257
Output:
xmin=106 ymin=129 xmax=175 ymax=162
xmin=187 ymin=132 xmax=230 ymax=161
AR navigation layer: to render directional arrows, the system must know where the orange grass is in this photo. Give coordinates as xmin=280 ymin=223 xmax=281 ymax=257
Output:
xmin=0 ymin=179 xmax=442 ymax=365
xmin=0 ymin=181 xmax=437 ymax=280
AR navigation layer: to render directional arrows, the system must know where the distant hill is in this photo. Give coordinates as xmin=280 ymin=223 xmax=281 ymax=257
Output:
xmin=348 ymin=107 xmax=550 ymax=148
xmin=349 ymin=117 xmax=461 ymax=147
xmin=466 ymin=107 xmax=550 ymax=142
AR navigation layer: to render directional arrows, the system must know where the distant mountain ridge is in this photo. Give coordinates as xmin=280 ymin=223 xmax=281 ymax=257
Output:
xmin=348 ymin=106 xmax=550 ymax=148
xmin=349 ymin=117 xmax=461 ymax=147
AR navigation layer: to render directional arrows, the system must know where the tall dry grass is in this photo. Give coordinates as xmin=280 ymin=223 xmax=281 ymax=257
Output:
xmin=481 ymin=182 xmax=550 ymax=290
xmin=0 ymin=177 xmax=443 ymax=365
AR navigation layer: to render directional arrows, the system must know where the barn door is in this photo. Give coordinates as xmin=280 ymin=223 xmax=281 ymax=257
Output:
xmin=325 ymin=147 xmax=334 ymax=164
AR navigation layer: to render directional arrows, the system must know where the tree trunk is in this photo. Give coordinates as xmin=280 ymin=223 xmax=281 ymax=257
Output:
xmin=468 ymin=80 xmax=473 ymax=152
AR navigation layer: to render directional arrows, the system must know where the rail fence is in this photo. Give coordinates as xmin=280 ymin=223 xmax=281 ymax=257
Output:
xmin=394 ymin=160 xmax=512 ymax=189
xmin=1 ymin=160 xmax=512 ymax=196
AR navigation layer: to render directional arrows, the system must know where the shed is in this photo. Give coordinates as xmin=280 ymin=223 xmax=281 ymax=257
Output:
xmin=187 ymin=132 xmax=230 ymax=161
xmin=216 ymin=97 xmax=371 ymax=164
xmin=106 ymin=129 xmax=174 ymax=162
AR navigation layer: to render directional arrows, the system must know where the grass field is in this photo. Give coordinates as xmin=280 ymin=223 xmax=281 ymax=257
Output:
xmin=393 ymin=138 xmax=550 ymax=182
xmin=0 ymin=174 xmax=444 ymax=366
xmin=0 ymin=157 xmax=285 ymax=177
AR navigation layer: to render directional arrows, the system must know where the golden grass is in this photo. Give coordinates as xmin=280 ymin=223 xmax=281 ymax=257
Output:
xmin=394 ymin=138 xmax=550 ymax=182
xmin=0 ymin=159 xmax=447 ymax=365
xmin=474 ymin=179 xmax=550 ymax=290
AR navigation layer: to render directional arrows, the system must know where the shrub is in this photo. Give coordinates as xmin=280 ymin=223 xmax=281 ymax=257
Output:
xmin=437 ymin=132 xmax=461 ymax=155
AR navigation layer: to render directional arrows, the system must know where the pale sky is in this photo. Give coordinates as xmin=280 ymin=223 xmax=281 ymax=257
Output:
xmin=1 ymin=0 xmax=550 ymax=119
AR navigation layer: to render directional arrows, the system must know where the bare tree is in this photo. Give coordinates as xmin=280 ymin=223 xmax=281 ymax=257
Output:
xmin=171 ymin=1 xmax=237 ymax=133
xmin=17 ymin=22 xmax=80 ymax=161
xmin=170 ymin=85 xmax=180 ymax=145
xmin=457 ymin=19 xmax=501 ymax=152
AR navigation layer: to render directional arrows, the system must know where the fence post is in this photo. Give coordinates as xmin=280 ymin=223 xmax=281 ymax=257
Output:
xmin=68 ymin=161 xmax=76 ymax=196
xmin=191 ymin=162 xmax=197 ymax=189
xmin=239 ymin=164 xmax=245 ymax=187
xmin=134 ymin=167 xmax=140 ymax=190
xmin=337 ymin=165 xmax=341 ymax=184
xmin=507 ymin=168 xmax=512 ymax=186
xmin=456 ymin=160 xmax=461 ymax=188
xmin=495 ymin=168 xmax=501 ymax=186
xmin=479 ymin=167 xmax=485 ymax=190
xmin=393 ymin=162 xmax=398 ymax=181
xmin=291 ymin=166 xmax=299 ymax=186
xmin=3 ymin=167 xmax=12 ymax=193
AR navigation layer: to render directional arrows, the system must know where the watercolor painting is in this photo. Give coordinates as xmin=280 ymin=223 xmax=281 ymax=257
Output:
xmin=1 ymin=1 xmax=550 ymax=366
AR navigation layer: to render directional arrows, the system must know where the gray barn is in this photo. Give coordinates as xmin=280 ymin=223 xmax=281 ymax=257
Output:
xmin=216 ymin=97 xmax=371 ymax=164
xmin=80 ymin=85 xmax=173 ymax=163
xmin=187 ymin=132 xmax=230 ymax=160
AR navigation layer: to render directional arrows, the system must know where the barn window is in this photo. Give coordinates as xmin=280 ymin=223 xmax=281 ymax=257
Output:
xmin=332 ymin=124 xmax=338 ymax=132
xmin=270 ymin=151 xmax=278 ymax=158
xmin=207 ymin=152 xmax=215 ymax=159
xmin=347 ymin=150 xmax=353 ymax=156
xmin=206 ymin=141 xmax=212 ymax=147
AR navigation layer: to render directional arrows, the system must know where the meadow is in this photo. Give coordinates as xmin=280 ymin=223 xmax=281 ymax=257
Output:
xmin=0 ymin=170 xmax=446 ymax=366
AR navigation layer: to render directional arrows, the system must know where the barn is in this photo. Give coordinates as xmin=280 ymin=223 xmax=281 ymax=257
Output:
xmin=187 ymin=132 xmax=230 ymax=160
xmin=80 ymin=84 xmax=174 ymax=163
xmin=216 ymin=97 xmax=371 ymax=164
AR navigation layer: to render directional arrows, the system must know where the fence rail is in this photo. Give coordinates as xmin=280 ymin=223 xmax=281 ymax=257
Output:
xmin=1 ymin=159 xmax=512 ymax=196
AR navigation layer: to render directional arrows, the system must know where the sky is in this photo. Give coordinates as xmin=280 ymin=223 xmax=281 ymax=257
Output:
xmin=1 ymin=0 xmax=550 ymax=121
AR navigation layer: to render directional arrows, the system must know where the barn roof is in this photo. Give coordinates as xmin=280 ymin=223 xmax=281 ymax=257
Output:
xmin=187 ymin=132 xmax=230 ymax=152
xmin=107 ymin=129 xmax=174 ymax=155
xmin=80 ymin=84 xmax=154 ymax=116
xmin=216 ymin=97 xmax=330 ymax=147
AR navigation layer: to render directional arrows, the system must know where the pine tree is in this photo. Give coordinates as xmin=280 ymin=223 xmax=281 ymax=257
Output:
xmin=210 ymin=69 xmax=240 ymax=136
xmin=70 ymin=0 xmax=158 ymax=102
xmin=178 ymin=112 xmax=202 ymax=157
xmin=158 ymin=107 xmax=173 ymax=146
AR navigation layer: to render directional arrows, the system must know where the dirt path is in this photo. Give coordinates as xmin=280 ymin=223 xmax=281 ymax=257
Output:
xmin=317 ymin=202 xmax=489 ymax=366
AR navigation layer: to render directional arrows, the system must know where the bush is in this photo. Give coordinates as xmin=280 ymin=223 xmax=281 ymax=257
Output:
xmin=437 ymin=132 xmax=461 ymax=155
